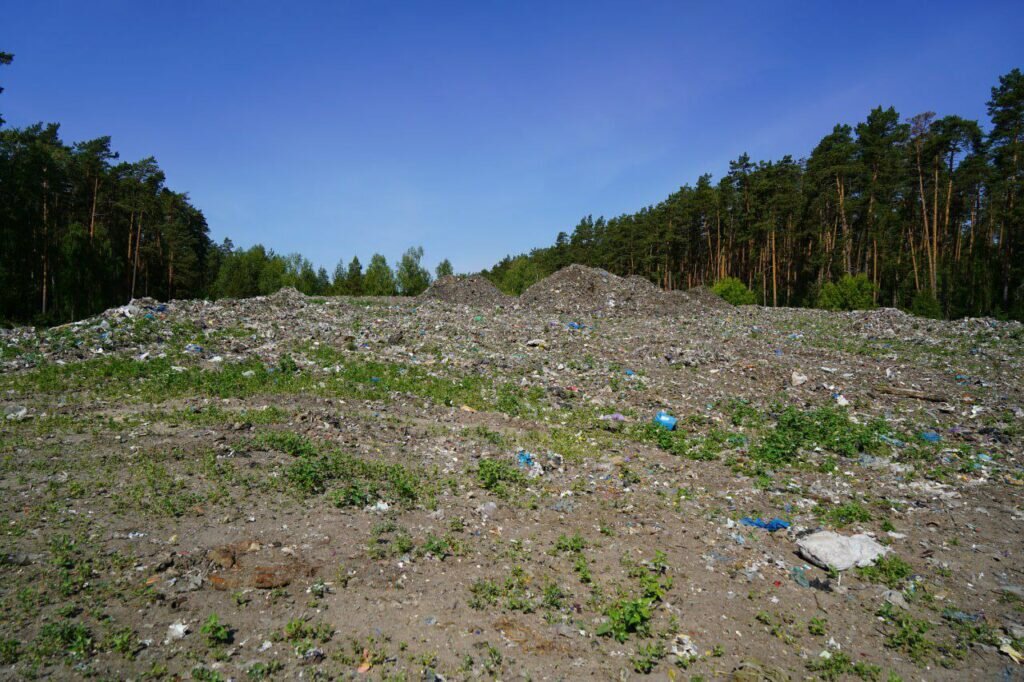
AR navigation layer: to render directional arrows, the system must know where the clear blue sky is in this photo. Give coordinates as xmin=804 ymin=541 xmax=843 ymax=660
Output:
xmin=4 ymin=1 xmax=1023 ymax=274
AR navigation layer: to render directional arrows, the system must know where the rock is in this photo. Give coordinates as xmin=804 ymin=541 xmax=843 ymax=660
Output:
xmin=4 ymin=405 xmax=28 ymax=421
xmin=791 ymin=371 xmax=808 ymax=387
xmin=882 ymin=589 xmax=908 ymax=609
xmin=797 ymin=531 xmax=890 ymax=571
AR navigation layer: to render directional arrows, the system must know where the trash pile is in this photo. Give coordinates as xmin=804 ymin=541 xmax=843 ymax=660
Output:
xmin=520 ymin=264 xmax=684 ymax=314
xmin=419 ymin=274 xmax=510 ymax=306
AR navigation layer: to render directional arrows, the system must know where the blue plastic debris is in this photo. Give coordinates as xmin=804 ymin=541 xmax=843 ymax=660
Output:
xmin=516 ymin=450 xmax=535 ymax=468
xmin=567 ymin=322 xmax=586 ymax=330
xmin=740 ymin=517 xmax=790 ymax=532
xmin=624 ymin=369 xmax=636 ymax=376
xmin=942 ymin=608 xmax=982 ymax=624
xmin=370 ymin=377 xmax=381 ymax=384
xmin=653 ymin=411 xmax=677 ymax=431
xmin=919 ymin=430 xmax=942 ymax=443
xmin=184 ymin=343 xmax=203 ymax=353
xmin=976 ymin=453 xmax=994 ymax=463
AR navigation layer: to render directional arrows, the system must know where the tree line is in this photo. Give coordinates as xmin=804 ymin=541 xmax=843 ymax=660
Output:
xmin=4 ymin=51 xmax=1021 ymax=323
xmin=0 ymin=52 xmax=457 ymax=325
xmin=484 ymin=69 xmax=1024 ymax=320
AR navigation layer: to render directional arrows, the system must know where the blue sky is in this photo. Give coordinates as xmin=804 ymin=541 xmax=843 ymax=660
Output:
xmin=4 ymin=1 xmax=1023 ymax=274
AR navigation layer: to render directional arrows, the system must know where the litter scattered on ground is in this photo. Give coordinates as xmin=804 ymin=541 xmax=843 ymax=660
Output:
xmin=740 ymin=517 xmax=790 ymax=532
xmin=0 ymin=265 xmax=1021 ymax=679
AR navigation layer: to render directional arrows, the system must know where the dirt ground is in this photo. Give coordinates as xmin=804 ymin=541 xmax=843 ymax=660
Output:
xmin=1 ymin=269 xmax=1023 ymax=680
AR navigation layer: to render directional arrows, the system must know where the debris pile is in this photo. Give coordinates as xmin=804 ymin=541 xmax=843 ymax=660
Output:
xmin=420 ymin=274 xmax=510 ymax=306
xmin=520 ymin=264 xmax=676 ymax=314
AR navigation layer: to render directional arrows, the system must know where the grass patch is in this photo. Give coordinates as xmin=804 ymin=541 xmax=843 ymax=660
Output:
xmin=856 ymin=556 xmax=913 ymax=588
xmin=751 ymin=405 xmax=889 ymax=464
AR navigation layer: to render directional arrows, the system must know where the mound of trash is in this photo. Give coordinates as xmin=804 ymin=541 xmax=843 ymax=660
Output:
xmin=264 ymin=287 xmax=308 ymax=307
xmin=420 ymin=275 xmax=510 ymax=307
xmin=683 ymin=285 xmax=732 ymax=310
xmin=520 ymin=265 xmax=675 ymax=314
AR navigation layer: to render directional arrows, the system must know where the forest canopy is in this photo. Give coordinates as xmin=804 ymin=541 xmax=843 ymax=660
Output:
xmin=483 ymin=69 xmax=1024 ymax=321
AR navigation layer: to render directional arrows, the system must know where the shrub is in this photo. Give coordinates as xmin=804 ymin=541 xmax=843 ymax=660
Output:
xmin=816 ymin=274 xmax=876 ymax=311
xmin=712 ymin=277 xmax=757 ymax=305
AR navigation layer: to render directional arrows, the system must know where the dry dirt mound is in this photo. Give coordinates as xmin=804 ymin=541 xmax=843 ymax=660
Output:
xmin=520 ymin=264 xmax=676 ymax=314
xmin=420 ymin=275 xmax=510 ymax=306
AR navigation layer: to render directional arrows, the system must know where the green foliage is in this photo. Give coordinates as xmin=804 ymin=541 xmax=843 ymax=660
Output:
xmin=712 ymin=277 xmax=757 ymax=305
xmin=286 ymin=446 xmax=426 ymax=507
xmin=487 ymin=255 xmax=545 ymax=295
xmin=200 ymin=614 xmax=233 ymax=646
xmin=476 ymin=458 xmax=526 ymax=492
xmin=816 ymin=274 xmax=877 ymax=311
xmin=395 ymin=245 xmax=432 ymax=295
xmin=806 ymin=651 xmax=881 ymax=680
xmin=856 ymin=555 xmax=913 ymax=588
xmin=877 ymin=603 xmax=935 ymax=664
xmin=631 ymin=642 xmax=666 ymax=674
xmin=553 ymin=532 xmax=586 ymax=554
xmin=363 ymin=253 xmax=397 ymax=296
xmin=246 ymin=661 xmax=285 ymax=679
xmin=910 ymin=290 xmax=944 ymax=319
xmin=596 ymin=598 xmax=652 ymax=642
xmin=435 ymin=258 xmax=454 ymax=278
xmin=819 ymin=501 xmax=873 ymax=528
xmin=751 ymin=405 xmax=887 ymax=464
xmin=33 ymin=622 xmax=94 ymax=660
xmin=252 ymin=430 xmax=317 ymax=457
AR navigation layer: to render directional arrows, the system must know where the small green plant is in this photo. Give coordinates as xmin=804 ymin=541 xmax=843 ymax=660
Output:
xmin=877 ymin=603 xmax=935 ymax=664
xmin=596 ymin=598 xmax=652 ymax=643
xmin=283 ymin=618 xmax=333 ymax=642
xmin=246 ymin=661 xmax=285 ymax=679
xmin=468 ymin=579 xmax=501 ymax=609
xmin=856 ymin=555 xmax=913 ymax=588
xmin=476 ymin=458 xmax=526 ymax=493
xmin=819 ymin=501 xmax=872 ymax=528
xmin=573 ymin=555 xmax=592 ymax=584
xmin=553 ymin=532 xmax=586 ymax=554
xmin=191 ymin=667 xmax=225 ymax=682
xmin=33 ymin=622 xmax=94 ymax=660
xmin=253 ymin=430 xmax=318 ymax=457
xmin=106 ymin=627 xmax=139 ymax=659
xmin=631 ymin=641 xmax=666 ymax=673
xmin=542 ymin=581 xmax=566 ymax=610
xmin=806 ymin=651 xmax=881 ymax=681
xmin=0 ymin=639 xmax=20 ymax=664
xmin=200 ymin=613 xmax=233 ymax=647
xmin=808 ymin=617 xmax=827 ymax=636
